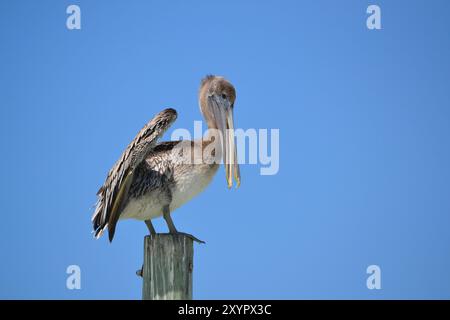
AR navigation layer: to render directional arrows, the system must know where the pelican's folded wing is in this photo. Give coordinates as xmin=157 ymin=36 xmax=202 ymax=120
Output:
xmin=92 ymin=108 xmax=178 ymax=241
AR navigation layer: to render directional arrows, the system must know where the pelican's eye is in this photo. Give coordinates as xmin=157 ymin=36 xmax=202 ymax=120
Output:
xmin=221 ymin=93 xmax=227 ymax=100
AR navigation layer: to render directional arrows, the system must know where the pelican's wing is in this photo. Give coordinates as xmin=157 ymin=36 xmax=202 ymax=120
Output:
xmin=92 ymin=108 xmax=177 ymax=241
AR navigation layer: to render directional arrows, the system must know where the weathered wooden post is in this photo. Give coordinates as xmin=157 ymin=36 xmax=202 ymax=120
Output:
xmin=142 ymin=234 xmax=194 ymax=300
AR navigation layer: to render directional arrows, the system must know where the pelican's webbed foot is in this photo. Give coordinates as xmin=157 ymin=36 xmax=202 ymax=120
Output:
xmin=136 ymin=265 xmax=143 ymax=277
xmin=171 ymin=231 xmax=205 ymax=244
xmin=162 ymin=205 xmax=205 ymax=244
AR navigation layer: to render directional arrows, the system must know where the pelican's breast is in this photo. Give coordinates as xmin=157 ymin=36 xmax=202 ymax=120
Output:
xmin=119 ymin=192 xmax=163 ymax=221
xmin=168 ymin=139 xmax=220 ymax=211
xmin=169 ymin=163 xmax=219 ymax=212
xmin=120 ymin=139 xmax=220 ymax=221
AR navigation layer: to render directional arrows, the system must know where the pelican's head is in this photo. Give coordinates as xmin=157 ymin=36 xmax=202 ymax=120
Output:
xmin=199 ymin=75 xmax=240 ymax=188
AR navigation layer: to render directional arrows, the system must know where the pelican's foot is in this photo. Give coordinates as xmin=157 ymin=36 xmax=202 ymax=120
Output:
xmin=136 ymin=265 xmax=143 ymax=277
xmin=172 ymin=232 xmax=206 ymax=244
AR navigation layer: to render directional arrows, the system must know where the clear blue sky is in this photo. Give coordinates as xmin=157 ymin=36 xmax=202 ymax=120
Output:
xmin=1 ymin=0 xmax=450 ymax=299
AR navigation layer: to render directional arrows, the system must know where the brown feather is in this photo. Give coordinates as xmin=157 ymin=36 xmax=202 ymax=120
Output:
xmin=92 ymin=108 xmax=177 ymax=240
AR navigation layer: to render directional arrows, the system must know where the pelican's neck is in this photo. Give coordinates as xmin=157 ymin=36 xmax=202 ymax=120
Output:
xmin=196 ymin=108 xmax=222 ymax=163
xmin=199 ymin=102 xmax=217 ymax=137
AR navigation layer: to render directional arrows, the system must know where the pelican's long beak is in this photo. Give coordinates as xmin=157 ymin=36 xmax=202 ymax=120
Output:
xmin=208 ymin=95 xmax=241 ymax=188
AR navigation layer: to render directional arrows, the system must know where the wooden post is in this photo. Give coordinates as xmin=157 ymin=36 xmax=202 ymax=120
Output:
xmin=142 ymin=234 xmax=193 ymax=300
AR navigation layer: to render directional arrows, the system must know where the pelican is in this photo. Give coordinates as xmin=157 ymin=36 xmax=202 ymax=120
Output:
xmin=92 ymin=75 xmax=240 ymax=242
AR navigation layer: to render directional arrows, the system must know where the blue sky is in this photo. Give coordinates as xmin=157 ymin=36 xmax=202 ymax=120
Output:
xmin=1 ymin=0 xmax=450 ymax=299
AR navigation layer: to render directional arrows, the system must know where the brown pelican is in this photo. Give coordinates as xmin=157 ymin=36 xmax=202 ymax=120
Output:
xmin=92 ymin=75 xmax=240 ymax=242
